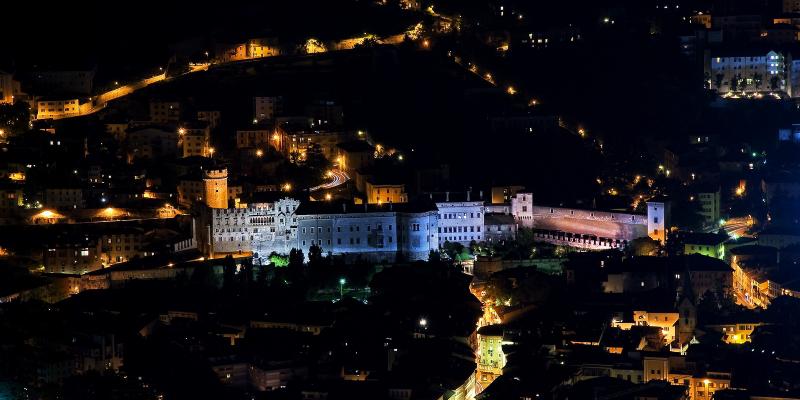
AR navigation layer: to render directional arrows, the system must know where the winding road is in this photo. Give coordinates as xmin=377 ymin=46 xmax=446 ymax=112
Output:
xmin=309 ymin=169 xmax=349 ymax=192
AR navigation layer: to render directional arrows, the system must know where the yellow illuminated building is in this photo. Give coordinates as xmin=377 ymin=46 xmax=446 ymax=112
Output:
xmin=643 ymin=356 xmax=731 ymax=400
xmin=612 ymin=310 xmax=680 ymax=345
xmin=366 ymin=182 xmax=407 ymax=205
xmin=476 ymin=325 xmax=505 ymax=392
xmin=706 ymin=322 xmax=763 ymax=344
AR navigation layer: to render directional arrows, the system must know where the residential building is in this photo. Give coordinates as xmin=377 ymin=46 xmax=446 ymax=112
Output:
xmin=253 ymin=96 xmax=283 ymax=121
xmin=100 ymin=228 xmax=144 ymax=264
xmin=0 ymin=183 xmax=24 ymax=216
xmin=37 ymin=98 xmax=83 ymax=119
xmin=43 ymin=236 xmax=103 ymax=274
xmin=44 ymin=187 xmax=85 ymax=209
xmin=180 ymin=121 xmax=211 ymax=158
xmin=612 ymin=310 xmax=680 ymax=346
xmin=643 ymin=356 xmax=731 ymax=400
xmin=705 ymin=321 xmax=763 ymax=344
xmin=335 ymin=141 xmax=374 ymax=174
xmin=476 ymin=325 xmax=505 ymax=389
xmin=127 ymin=127 xmax=179 ymax=161
xmin=236 ymin=123 xmax=274 ymax=149
xmin=682 ymin=232 xmax=728 ymax=259
xmin=365 ymin=181 xmax=408 ymax=205
xmin=709 ymin=50 xmax=785 ymax=94
xmin=197 ymin=110 xmax=221 ymax=129
xmin=149 ymin=100 xmax=181 ymax=124
xmin=27 ymin=67 xmax=95 ymax=95
xmin=0 ymin=70 xmax=22 ymax=104
xmin=696 ymin=189 xmax=720 ymax=227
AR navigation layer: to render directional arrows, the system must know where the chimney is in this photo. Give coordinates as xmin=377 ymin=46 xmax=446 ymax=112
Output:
xmin=467 ymin=190 xmax=471 ymax=202
xmin=343 ymin=203 xmax=346 ymax=213
xmin=365 ymin=202 xmax=368 ymax=212
xmin=446 ymin=191 xmax=449 ymax=202
xmin=480 ymin=190 xmax=484 ymax=200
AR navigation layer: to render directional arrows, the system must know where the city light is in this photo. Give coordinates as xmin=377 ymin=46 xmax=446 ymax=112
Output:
xmin=325 ymin=193 xmax=332 ymax=201
xmin=178 ymin=128 xmax=186 ymax=135
xmin=256 ymin=149 xmax=264 ymax=157
xmin=419 ymin=318 xmax=428 ymax=327
xmin=506 ymin=86 xmax=517 ymax=95
xmin=282 ymin=183 xmax=292 ymax=192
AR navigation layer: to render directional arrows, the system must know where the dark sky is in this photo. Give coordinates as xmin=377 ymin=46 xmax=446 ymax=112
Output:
xmin=1 ymin=0 xmax=413 ymax=67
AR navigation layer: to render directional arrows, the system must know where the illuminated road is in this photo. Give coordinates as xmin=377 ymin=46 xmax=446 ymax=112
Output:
xmin=721 ymin=216 xmax=754 ymax=238
xmin=309 ymin=169 xmax=349 ymax=192
xmin=39 ymin=63 xmax=210 ymax=120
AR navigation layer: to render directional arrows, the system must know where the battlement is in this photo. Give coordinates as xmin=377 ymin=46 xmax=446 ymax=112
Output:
xmin=204 ymin=168 xmax=228 ymax=180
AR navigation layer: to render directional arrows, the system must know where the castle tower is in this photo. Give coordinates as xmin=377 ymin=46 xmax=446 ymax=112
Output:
xmin=204 ymin=168 xmax=228 ymax=209
xmin=647 ymin=200 xmax=670 ymax=243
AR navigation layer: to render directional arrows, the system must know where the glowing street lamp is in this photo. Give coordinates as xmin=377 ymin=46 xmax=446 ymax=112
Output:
xmin=419 ymin=318 xmax=428 ymax=328
xmin=325 ymin=193 xmax=332 ymax=201
xmin=506 ymin=86 xmax=517 ymax=95
xmin=339 ymin=277 xmax=346 ymax=298
xmin=208 ymin=147 xmax=215 ymax=158
xmin=256 ymin=149 xmax=264 ymax=158
xmin=282 ymin=183 xmax=292 ymax=192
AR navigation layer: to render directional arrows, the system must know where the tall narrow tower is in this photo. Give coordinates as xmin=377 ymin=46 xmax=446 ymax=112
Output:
xmin=647 ymin=200 xmax=670 ymax=244
xmin=203 ymin=168 xmax=228 ymax=209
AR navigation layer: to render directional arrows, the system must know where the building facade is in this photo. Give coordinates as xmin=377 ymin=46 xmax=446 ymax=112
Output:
xmin=295 ymin=203 xmax=438 ymax=263
xmin=435 ymin=200 xmax=485 ymax=246
xmin=211 ymin=198 xmax=300 ymax=261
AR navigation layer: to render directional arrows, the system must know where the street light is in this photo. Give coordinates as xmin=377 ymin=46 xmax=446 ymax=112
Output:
xmin=339 ymin=278 xmax=346 ymax=298
xmin=256 ymin=149 xmax=264 ymax=157
xmin=419 ymin=318 xmax=428 ymax=328
xmin=208 ymin=147 xmax=215 ymax=158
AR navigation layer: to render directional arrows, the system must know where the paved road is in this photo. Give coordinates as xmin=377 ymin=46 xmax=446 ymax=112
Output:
xmin=721 ymin=216 xmax=754 ymax=238
xmin=40 ymin=64 xmax=209 ymax=120
xmin=309 ymin=169 xmax=349 ymax=192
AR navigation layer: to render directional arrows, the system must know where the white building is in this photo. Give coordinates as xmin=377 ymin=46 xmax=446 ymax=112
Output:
xmin=435 ymin=198 xmax=485 ymax=246
xmin=709 ymin=50 xmax=785 ymax=94
xmin=295 ymin=201 xmax=439 ymax=263
xmin=210 ymin=197 xmax=300 ymax=263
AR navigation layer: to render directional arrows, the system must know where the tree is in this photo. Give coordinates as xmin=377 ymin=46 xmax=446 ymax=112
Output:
xmin=428 ymin=250 xmax=442 ymax=264
xmin=308 ymin=244 xmax=325 ymax=268
xmin=770 ymin=75 xmax=781 ymax=91
xmin=714 ymin=73 xmax=724 ymax=90
xmin=752 ymin=72 xmax=763 ymax=89
xmin=222 ymin=255 xmax=236 ymax=289
xmin=730 ymin=74 xmax=739 ymax=92
xmin=288 ymin=248 xmax=305 ymax=284
xmin=268 ymin=252 xmax=289 ymax=267
xmin=628 ymin=237 xmax=660 ymax=256
xmin=190 ymin=264 xmax=219 ymax=288
xmin=289 ymin=248 xmax=305 ymax=268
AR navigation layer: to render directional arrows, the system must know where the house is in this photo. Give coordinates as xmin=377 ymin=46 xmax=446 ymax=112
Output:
xmin=682 ymin=232 xmax=729 ymax=259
